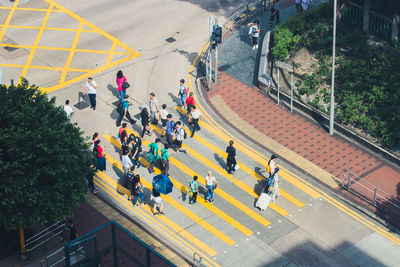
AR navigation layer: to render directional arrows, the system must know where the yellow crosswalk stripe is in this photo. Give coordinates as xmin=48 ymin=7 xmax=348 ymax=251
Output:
xmin=93 ymin=174 xmax=219 ymax=262
xmin=123 ymin=129 xmax=271 ymax=227
xmin=103 ymin=134 xmax=253 ymax=237
xmin=102 ymin=134 xmax=236 ymax=246
xmin=175 ymin=106 xmax=321 ymax=199
xmin=150 ymin=126 xmax=288 ymax=217
xmin=173 ymin=115 xmax=304 ymax=208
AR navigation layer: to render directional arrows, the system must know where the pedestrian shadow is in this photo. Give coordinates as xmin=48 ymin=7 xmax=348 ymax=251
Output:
xmin=254 ymin=166 xmax=267 ymax=179
xmin=107 ymin=84 xmax=120 ymax=99
xmin=214 ymin=153 xmax=226 ymax=170
xmin=110 ymin=109 xmax=120 ymax=120
xmin=253 ymin=174 xmax=267 ymax=207
xmin=199 ymin=185 xmax=208 ymax=200
xmin=180 ymin=185 xmax=188 ymax=202
xmin=168 ymin=92 xmax=182 ymax=106
xmin=142 ymin=187 xmax=153 ymax=206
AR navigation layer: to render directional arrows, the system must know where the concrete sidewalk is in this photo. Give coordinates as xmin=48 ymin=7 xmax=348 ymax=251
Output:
xmin=207 ymin=1 xmax=400 ymax=225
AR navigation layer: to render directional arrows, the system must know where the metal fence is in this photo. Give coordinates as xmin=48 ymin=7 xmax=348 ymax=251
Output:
xmin=340 ymin=3 xmax=397 ymax=44
xmin=42 ymin=221 xmax=175 ymax=267
xmin=341 ymin=170 xmax=400 ymax=219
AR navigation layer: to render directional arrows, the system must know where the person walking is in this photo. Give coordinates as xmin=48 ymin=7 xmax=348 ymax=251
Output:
xmin=87 ymin=172 xmax=99 ymax=194
xmin=126 ymin=166 xmax=136 ymax=197
xmin=140 ymin=107 xmax=152 ymax=137
xmin=271 ymin=169 xmax=281 ymax=202
xmin=94 ymin=140 xmax=106 ymax=171
xmin=269 ymin=1 xmax=280 ymax=25
xmin=189 ymin=106 xmax=201 ymax=138
xmin=65 ymin=219 xmax=78 ymax=241
xmin=122 ymin=149 xmax=134 ymax=175
xmin=178 ymin=79 xmax=188 ymax=108
xmin=132 ymin=175 xmax=145 ymax=206
xmin=205 ymin=171 xmax=217 ymax=202
xmin=247 ymin=20 xmax=260 ymax=49
xmin=226 ymin=140 xmax=237 ymax=174
xmin=147 ymin=138 xmax=161 ymax=173
xmin=129 ymin=134 xmax=142 ymax=168
xmin=185 ymin=92 xmax=195 ymax=115
xmin=116 ymin=70 xmax=128 ymax=101
xmin=119 ymin=123 xmax=128 ymax=158
xmin=149 ymin=92 xmax=159 ymax=125
xmin=116 ymin=95 xmax=136 ymax=127
xmin=188 ymin=176 xmax=199 ymax=204
xmin=152 ymin=187 xmax=164 ymax=215
xmin=174 ymin=121 xmax=189 ymax=154
xmin=165 ymin=114 xmax=176 ymax=145
xmin=267 ymin=154 xmax=278 ymax=178
xmin=161 ymin=143 xmax=170 ymax=176
xmin=159 ymin=104 xmax=168 ymax=137
xmin=64 ymin=100 xmax=74 ymax=123
xmin=83 ymin=77 xmax=97 ymax=110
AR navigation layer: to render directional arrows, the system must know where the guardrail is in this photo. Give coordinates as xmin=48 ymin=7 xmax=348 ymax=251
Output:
xmin=25 ymin=222 xmax=65 ymax=254
xmin=341 ymin=170 xmax=400 ymax=218
xmin=258 ymin=30 xmax=274 ymax=89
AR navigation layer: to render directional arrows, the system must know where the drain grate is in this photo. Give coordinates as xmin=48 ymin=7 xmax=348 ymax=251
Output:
xmin=4 ymin=46 xmax=18 ymax=52
xmin=165 ymin=37 xmax=176 ymax=43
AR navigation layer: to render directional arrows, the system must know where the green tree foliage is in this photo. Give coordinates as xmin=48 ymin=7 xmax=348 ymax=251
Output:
xmin=0 ymin=79 xmax=94 ymax=230
xmin=271 ymin=27 xmax=301 ymax=60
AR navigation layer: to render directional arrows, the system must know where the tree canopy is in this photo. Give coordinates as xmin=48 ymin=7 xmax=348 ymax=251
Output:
xmin=0 ymin=79 xmax=94 ymax=230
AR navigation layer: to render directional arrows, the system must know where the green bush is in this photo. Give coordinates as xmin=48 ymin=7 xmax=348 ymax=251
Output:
xmin=271 ymin=27 xmax=300 ymax=60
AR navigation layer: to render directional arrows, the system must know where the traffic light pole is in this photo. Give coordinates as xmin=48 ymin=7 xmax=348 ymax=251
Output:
xmin=208 ymin=16 xmax=213 ymax=90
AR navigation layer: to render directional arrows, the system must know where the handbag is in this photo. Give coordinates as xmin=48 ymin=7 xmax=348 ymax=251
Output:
xmin=122 ymin=81 xmax=130 ymax=89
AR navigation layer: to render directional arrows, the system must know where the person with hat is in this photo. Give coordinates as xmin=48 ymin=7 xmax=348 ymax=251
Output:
xmin=267 ymin=154 xmax=278 ymax=178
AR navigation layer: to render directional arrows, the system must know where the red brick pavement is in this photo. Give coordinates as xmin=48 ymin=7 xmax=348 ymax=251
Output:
xmin=208 ymin=71 xmax=400 ymax=200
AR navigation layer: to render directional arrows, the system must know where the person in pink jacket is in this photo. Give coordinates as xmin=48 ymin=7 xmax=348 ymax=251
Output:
xmin=116 ymin=70 xmax=128 ymax=101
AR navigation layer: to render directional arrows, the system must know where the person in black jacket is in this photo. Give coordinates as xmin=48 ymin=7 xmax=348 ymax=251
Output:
xmin=140 ymin=107 xmax=151 ymax=137
xmin=226 ymin=140 xmax=237 ymax=174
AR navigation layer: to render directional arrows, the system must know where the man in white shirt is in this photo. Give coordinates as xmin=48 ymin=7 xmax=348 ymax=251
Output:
xmin=149 ymin=92 xmax=159 ymax=124
xmin=84 ymin=77 xmax=97 ymax=110
xmin=64 ymin=100 xmax=74 ymax=123
xmin=174 ymin=121 xmax=189 ymax=155
xmin=190 ymin=106 xmax=201 ymax=138
xmin=121 ymin=149 xmax=133 ymax=175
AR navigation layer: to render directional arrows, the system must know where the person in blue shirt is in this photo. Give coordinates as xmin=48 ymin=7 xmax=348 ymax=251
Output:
xmin=165 ymin=114 xmax=176 ymax=145
xmin=116 ymin=95 xmax=136 ymax=127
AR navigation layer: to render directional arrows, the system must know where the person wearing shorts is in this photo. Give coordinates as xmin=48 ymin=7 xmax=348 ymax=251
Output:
xmin=174 ymin=121 xmax=188 ymax=154
xmin=152 ymin=188 xmax=164 ymax=215
xmin=159 ymin=104 xmax=168 ymax=137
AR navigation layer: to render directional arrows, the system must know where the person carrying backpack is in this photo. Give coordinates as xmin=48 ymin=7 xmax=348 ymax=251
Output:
xmin=174 ymin=121 xmax=189 ymax=154
xmin=165 ymin=114 xmax=176 ymax=145
xmin=129 ymin=134 xmax=142 ymax=168
xmin=188 ymin=176 xmax=199 ymax=204
xmin=132 ymin=175 xmax=145 ymax=206
xmin=116 ymin=95 xmax=136 ymax=127
xmin=116 ymin=70 xmax=129 ymax=101
xmin=147 ymin=138 xmax=161 ymax=174
xmin=178 ymin=79 xmax=188 ymax=108
xmin=140 ymin=107 xmax=152 ymax=138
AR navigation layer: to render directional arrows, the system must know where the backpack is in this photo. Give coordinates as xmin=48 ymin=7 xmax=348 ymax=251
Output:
xmin=117 ymin=101 xmax=124 ymax=114
xmin=182 ymin=127 xmax=187 ymax=139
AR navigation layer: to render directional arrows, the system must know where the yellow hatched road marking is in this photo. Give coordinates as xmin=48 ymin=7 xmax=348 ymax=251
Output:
xmin=188 ymin=36 xmax=400 ymax=247
xmin=20 ymin=3 xmax=54 ymax=79
xmin=0 ymin=43 xmax=131 ymax=55
xmin=175 ymin=107 xmax=304 ymax=208
xmin=0 ymin=63 xmax=89 ymax=72
xmin=0 ymin=0 xmax=19 ymax=43
xmin=123 ymin=128 xmax=271 ymax=227
xmin=101 ymin=138 xmax=236 ymax=246
xmin=150 ymin=125 xmax=288 ymax=216
xmin=104 ymin=133 xmax=253 ymax=236
xmin=94 ymin=173 xmax=219 ymax=259
xmin=0 ymin=6 xmax=63 ymax=12
xmin=60 ymin=22 xmax=82 ymax=84
xmin=175 ymin=107 xmax=321 ymax=200
xmin=106 ymin=42 xmax=117 ymax=64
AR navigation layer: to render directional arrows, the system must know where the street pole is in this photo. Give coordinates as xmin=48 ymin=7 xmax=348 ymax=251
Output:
xmin=329 ymin=0 xmax=337 ymax=135
xmin=208 ymin=16 xmax=213 ymax=90
xmin=214 ymin=18 xmax=218 ymax=84
xmin=290 ymin=72 xmax=293 ymax=112
xmin=277 ymin=68 xmax=280 ymax=105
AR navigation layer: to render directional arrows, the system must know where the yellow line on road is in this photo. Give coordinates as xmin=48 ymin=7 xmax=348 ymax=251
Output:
xmin=0 ymin=0 xmax=19 ymax=43
xmin=106 ymin=42 xmax=116 ymax=64
xmin=103 ymin=134 xmax=253 ymax=236
xmin=101 ymin=135 xmax=236 ymax=246
xmin=151 ymin=125 xmax=288 ymax=216
xmin=175 ymin=107 xmax=305 ymax=208
xmin=124 ymin=128 xmax=271 ymax=227
xmin=60 ymin=22 xmax=82 ymax=84
xmin=0 ymin=24 xmax=97 ymax=33
xmin=20 ymin=3 xmax=54 ymax=79
xmin=175 ymin=107 xmax=321 ymax=200
xmin=94 ymin=173 xmax=219 ymax=260
xmin=0 ymin=63 xmax=89 ymax=72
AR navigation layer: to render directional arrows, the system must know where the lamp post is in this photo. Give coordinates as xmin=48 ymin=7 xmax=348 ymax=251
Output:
xmin=329 ymin=0 xmax=337 ymax=135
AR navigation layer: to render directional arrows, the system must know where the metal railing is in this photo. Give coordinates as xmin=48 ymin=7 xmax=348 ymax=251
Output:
xmin=25 ymin=222 xmax=65 ymax=253
xmin=341 ymin=170 xmax=400 ymax=218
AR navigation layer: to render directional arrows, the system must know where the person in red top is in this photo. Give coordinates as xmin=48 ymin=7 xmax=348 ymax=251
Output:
xmin=116 ymin=70 xmax=128 ymax=101
xmin=94 ymin=140 xmax=106 ymax=171
xmin=185 ymin=92 xmax=195 ymax=115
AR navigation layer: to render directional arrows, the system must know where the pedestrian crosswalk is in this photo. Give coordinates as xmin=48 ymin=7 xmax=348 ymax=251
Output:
xmin=94 ymin=105 xmax=328 ymax=266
